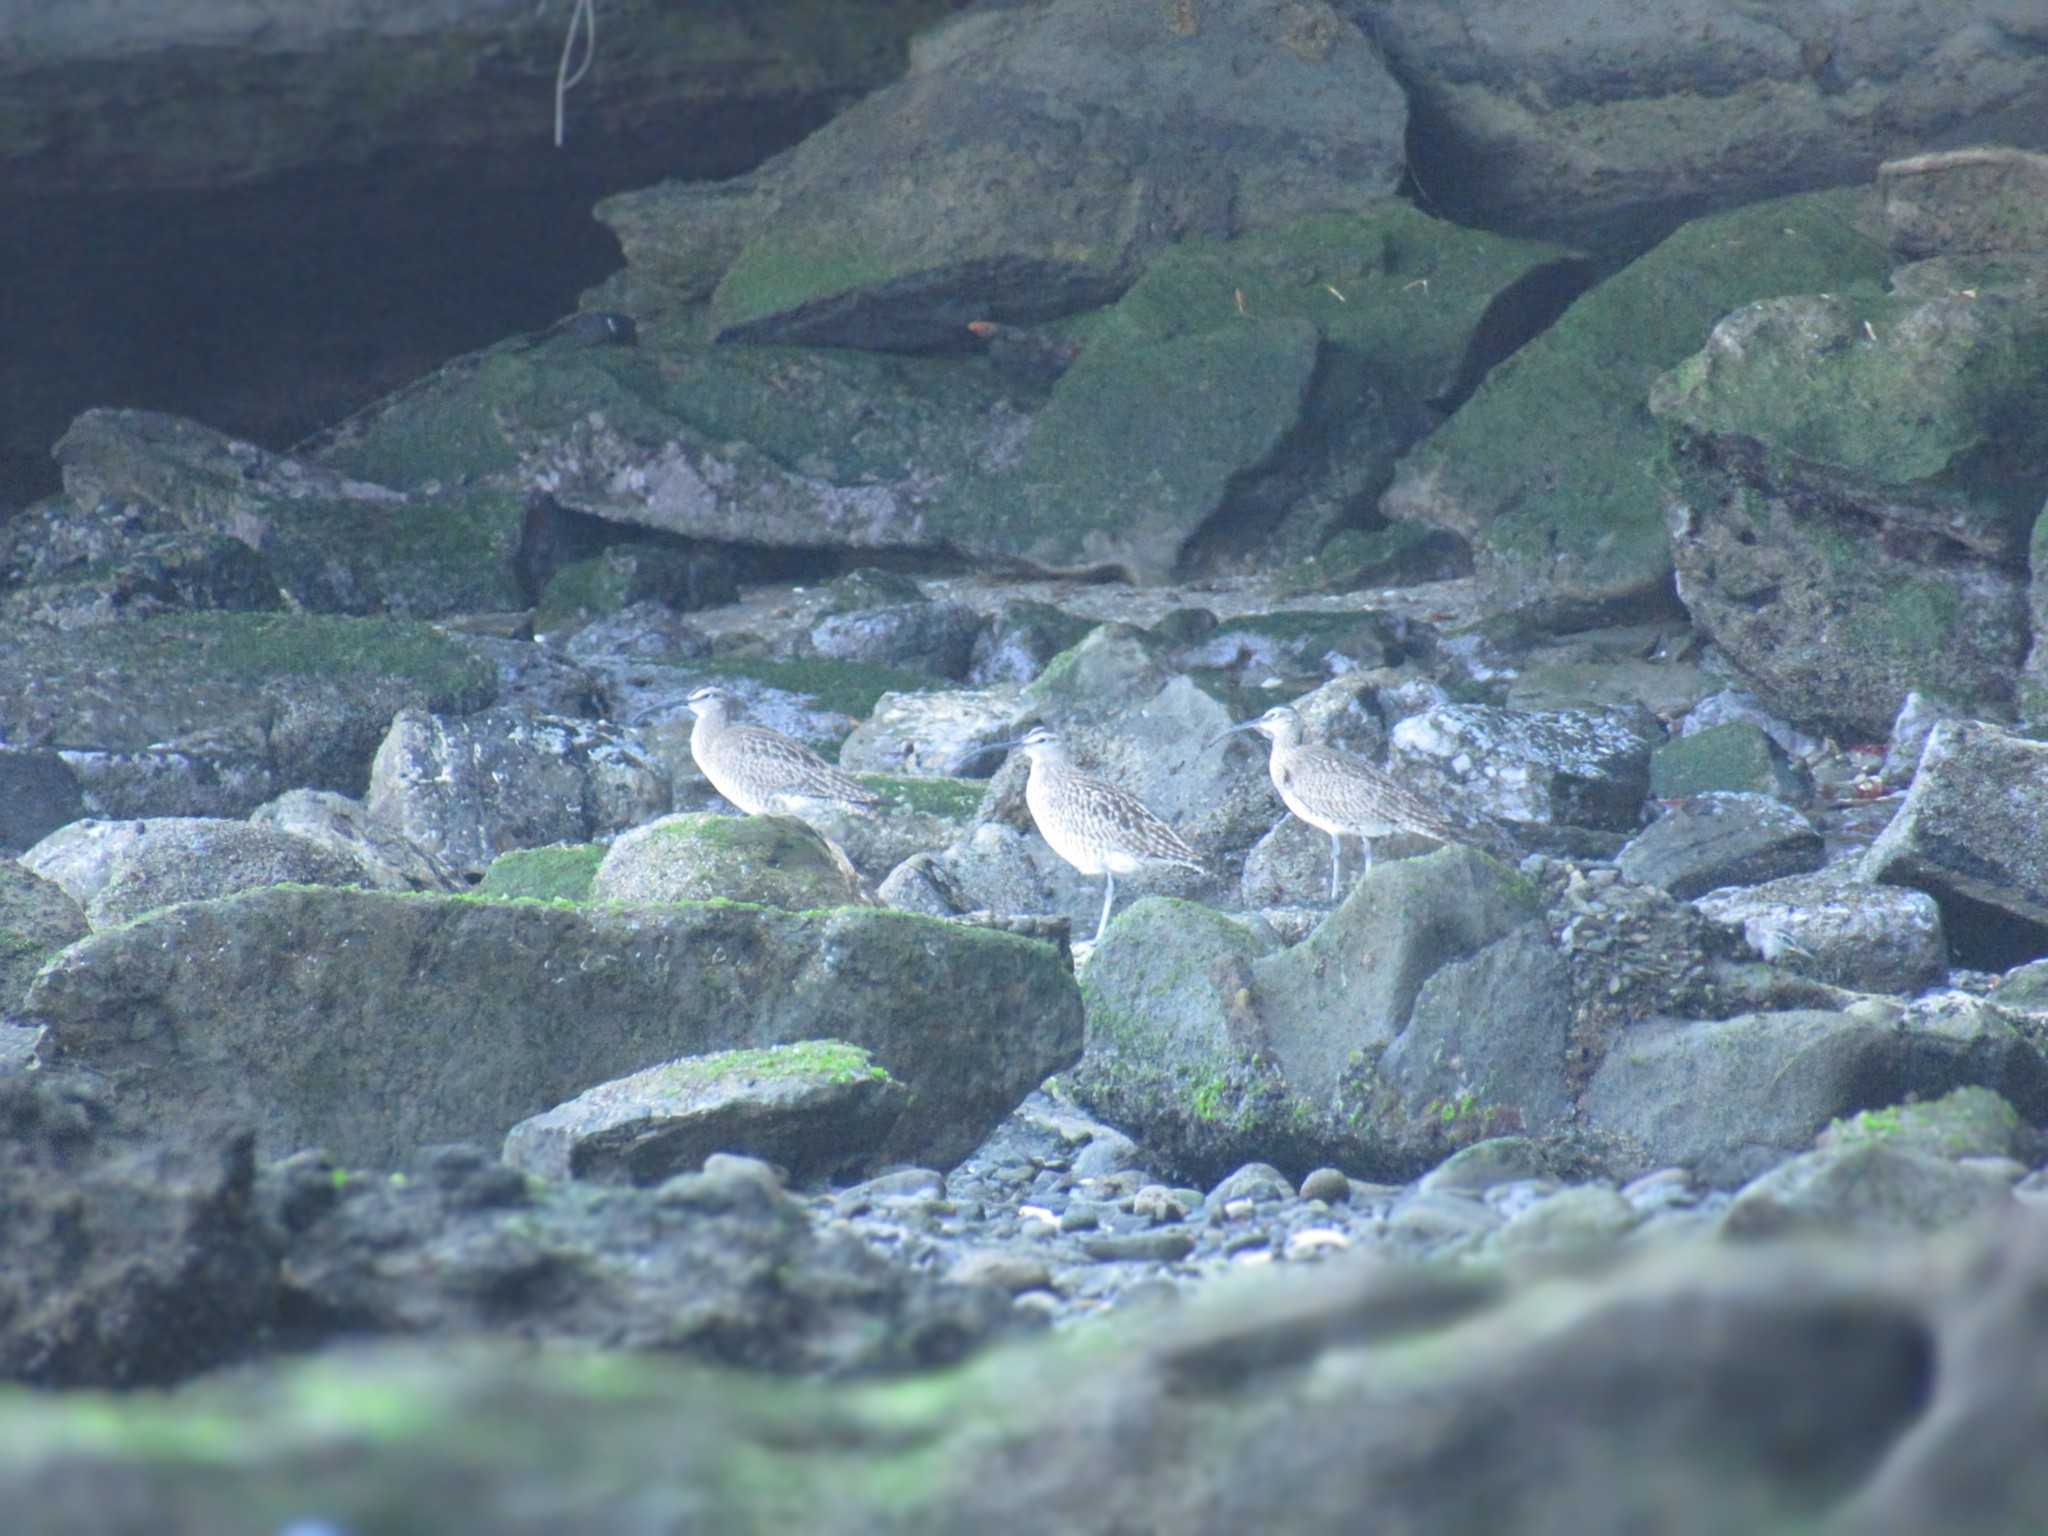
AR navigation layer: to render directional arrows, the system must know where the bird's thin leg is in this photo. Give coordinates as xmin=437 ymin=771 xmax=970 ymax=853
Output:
xmin=1328 ymin=832 xmax=1342 ymax=904
xmin=1094 ymin=872 xmax=1117 ymax=945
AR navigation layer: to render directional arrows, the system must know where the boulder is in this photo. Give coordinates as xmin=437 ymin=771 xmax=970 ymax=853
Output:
xmin=77 ymin=818 xmax=375 ymax=929
xmin=21 ymin=888 xmax=1081 ymax=1171
xmin=1693 ymin=869 xmax=1946 ymax=997
xmin=503 ymin=1041 xmax=911 ymax=1185
xmin=0 ymin=859 xmax=87 ymax=1013
xmin=589 ymin=814 xmax=866 ymax=912
xmin=1614 ymin=793 xmax=1824 ymax=900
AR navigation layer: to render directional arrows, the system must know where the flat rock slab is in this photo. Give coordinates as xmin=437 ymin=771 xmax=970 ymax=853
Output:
xmin=1615 ymin=792 xmax=1823 ymax=900
xmin=21 ymin=888 xmax=1082 ymax=1170
xmin=503 ymin=1041 xmax=911 ymax=1186
xmin=0 ymin=612 xmax=497 ymax=819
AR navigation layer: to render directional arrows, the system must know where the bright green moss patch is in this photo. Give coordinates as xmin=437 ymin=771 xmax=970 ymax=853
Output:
xmin=477 ymin=844 xmax=608 ymax=903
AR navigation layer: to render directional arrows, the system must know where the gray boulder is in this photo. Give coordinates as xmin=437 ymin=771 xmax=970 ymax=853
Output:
xmin=366 ymin=706 xmax=671 ymax=877
xmin=1864 ymin=720 xmax=2048 ymax=942
xmin=248 ymin=788 xmax=463 ymax=892
xmin=22 ymin=887 xmax=1082 ymax=1170
xmin=0 ymin=747 xmax=85 ymax=857
xmin=1692 ymin=868 xmax=1946 ymax=996
xmin=503 ymin=1041 xmax=912 ymax=1186
xmin=1615 ymin=792 xmax=1824 ymax=900
xmin=77 ymin=818 xmax=375 ymax=930
xmin=1722 ymin=1141 xmax=2016 ymax=1240
xmin=1391 ymin=703 xmax=1656 ymax=831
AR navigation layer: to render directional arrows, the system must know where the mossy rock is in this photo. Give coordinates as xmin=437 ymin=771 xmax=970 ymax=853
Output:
xmin=590 ymin=813 xmax=865 ymax=911
xmin=1649 ymin=722 xmax=1809 ymax=803
xmin=1385 ymin=187 xmax=1894 ymax=620
xmin=477 ymin=844 xmax=608 ymax=903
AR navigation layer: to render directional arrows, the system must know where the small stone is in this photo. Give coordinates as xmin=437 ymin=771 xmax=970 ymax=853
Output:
xmin=1221 ymin=1198 xmax=1256 ymax=1222
xmin=1057 ymin=1204 xmax=1101 ymax=1233
xmin=1130 ymin=1184 xmax=1191 ymax=1223
xmin=1297 ymin=1166 xmax=1351 ymax=1204
xmin=1223 ymin=1230 xmax=1271 ymax=1257
xmin=947 ymin=1250 xmax=1055 ymax=1295
xmin=1284 ymin=1227 xmax=1351 ymax=1259
xmin=1204 ymin=1161 xmax=1296 ymax=1213
xmin=1418 ymin=1137 xmax=1550 ymax=1195
xmin=1081 ymin=1230 xmax=1195 ymax=1264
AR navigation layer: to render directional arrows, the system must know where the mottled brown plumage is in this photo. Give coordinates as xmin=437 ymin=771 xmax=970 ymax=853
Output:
xmin=1210 ymin=705 xmax=1505 ymax=901
xmin=998 ymin=726 xmax=1206 ymax=944
xmin=686 ymin=686 xmax=880 ymax=818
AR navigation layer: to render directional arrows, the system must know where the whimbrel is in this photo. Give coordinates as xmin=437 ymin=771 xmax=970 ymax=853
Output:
xmin=994 ymin=726 xmax=1206 ymax=945
xmin=684 ymin=686 xmax=881 ymax=819
xmin=1208 ymin=705 xmax=1500 ymax=902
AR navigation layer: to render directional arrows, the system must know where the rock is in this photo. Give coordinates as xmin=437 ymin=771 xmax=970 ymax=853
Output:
xmin=475 ymin=843 xmax=606 ymax=903
xmin=1416 ymin=1137 xmax=1553 ymax=1196
xmin=1066 ymin=899 xmax=1293 ymax=1185
xmin=1655 ymin=281 xmax=2048 ymax=733
xmin=1649 ymin=721 xmax=1811 ymax=804
xmin=0 ymin=747 xmax=85 ymax=856
xmin=1204 ymin=1164 xmax=1297 ymax=1213
xmin=0 ymin=1106 xmax=276 ymax=1388
xmin=1722 ymin=1142 xmax=2015 ymax=1239
xmin=1390 ymin=703 xmax=1656 ymax=831
xmin=1693 ymin=869 xmax=1946 ymax=996
xmin=808 ymin=601 xmax=985 ymax=681
xmin=532 ymin=543 xmax=739 ymax=638
xmin=502 ymin=1040 xmax=912 ymax=1186
xmin=1615 ymin=793 xmax=1824 ymax=900
xmin=1168 ymin=612 xmax=1397 ymax=689
xmin=1384 ymin=189 xmax=1893 ymax=620
xmin=1882 ymin=690 xmax=1966 ymax=788
xmin=967 ymin=602 xmax=1094 ymax=686
xmin=1864 ymin=721 xmax=2048 ymax=955
xmin=589 ymin=814 xmax=866 ymax=912
xmin=275 ymin=1141 xmax=1015 ymax=1375
xmin=1576 ymin=1005 xmax=2038 ymax=1187
xmin=0 ymin=859 xmax=87 ymax=1013
xmin=29 ymin=1216 xmax=2048 ymax=1531
xmin=837 ymin=686 xmax=1032 ymax=779
xmin=946 ymin=1250 xmax=1054 ymax=1297
xmin=1497 ymin=1185 xmax=1639 ymax=1253
xmin=1879 ymin=147 xmax=2048 ymax=259
xmin=365 ymin=707 xmax=670 ymax=879
xmin=0 ymin=612 xmax=496 ymax=819
xmin=21 ymin=887 xmax=1082 ymax=1170
xmin=1376 ymin=926 xmax=1576 ymax=1135
xmin=1297 ymin=1167 xmax=1350 ymax=1205
xmin=1381 ymin=1188 xmax=1505 ymax=1258
xmin=1818 ymin=1088 xmax=2023 ymax=1164
xmin=54 ymin=409 xmax=532 ymax=617
xmin=1368 ymin=8 xmax=2048 ymax=242
xmin=249 ymin=788 xmax=463 ymax=892
xmin=611 ymin=0 xmax=1404 ymax=346
xmin=77 ymin=817 xmax=374 ymax=930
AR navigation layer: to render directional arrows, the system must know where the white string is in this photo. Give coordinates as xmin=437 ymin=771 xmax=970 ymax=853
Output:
xmin=554 ymin=0 xmax=597 ymax=148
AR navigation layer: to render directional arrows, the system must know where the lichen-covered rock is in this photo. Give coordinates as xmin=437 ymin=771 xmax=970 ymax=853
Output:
xmin=503 ymin=1041 xmax=911 ymax=1185
xmin=1693 ymin=868 xmax=1946 ymax=997
xmin=1864 ymin=720 xmax=2048 ymax=946
xmin=21 ymin=887 xmax=1081 ymax=1170
xmin=1649 ymin=721 xmax=1811 ymax=804
xmin=1391 ymin=703 xmax=1657 ymax=831
xmin=1654 ymin=277 xmax=2048 ymax=734
xmin=1615 ymin=793 xmax=1824 ymax=901
xmin=365 ymin=706 xmax=670 ymax=878
xmin=249 ymin=787 xmax=463 ymax=892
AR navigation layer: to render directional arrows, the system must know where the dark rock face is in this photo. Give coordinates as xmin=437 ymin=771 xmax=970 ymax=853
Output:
xmin=1361 ymin=0 xmax=2048 ymax=243
xmin=0 ymin=1073 xmax=278 ymax=1388
xmin=272 ymin=1144 xmax=1016 ymax=1374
